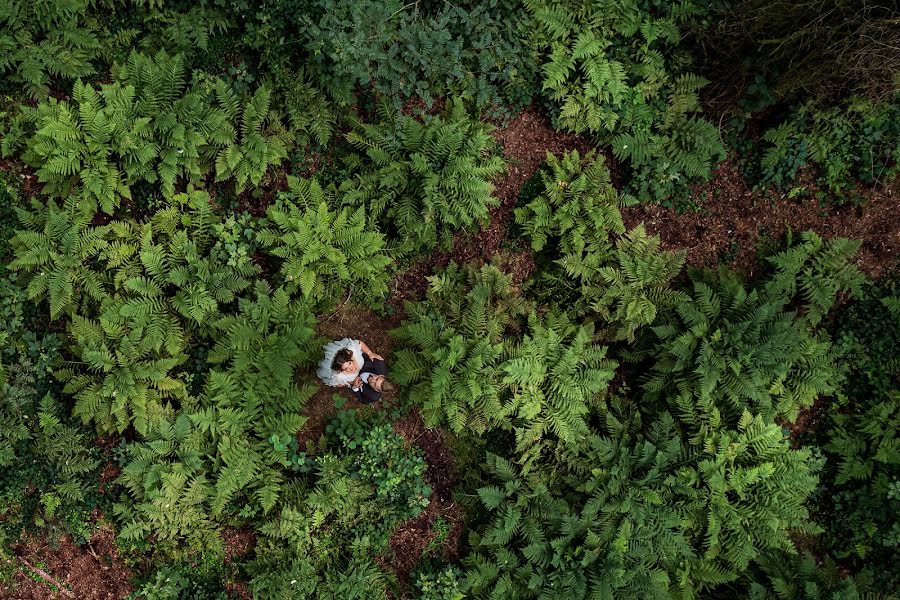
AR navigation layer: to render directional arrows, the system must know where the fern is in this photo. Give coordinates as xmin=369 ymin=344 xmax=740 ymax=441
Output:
xmin=0 ymin=0 xmax=101 ymax=99
xmin=593 ymin=224 xmax=687 ymax=341
xmin=392 ymin=262 xmax=527 ymax=434
xmin=464 ymin=406 xmax=817 ymax=599
xmin=257 ymin=177 xmax=392 ymax=308
xmin=642 ymin=267 xmax=841 ymax=424
xmin=342 ymin=98 xmax=505 ymax=254
xmin=525 ymin=0 xmax=724 ymax=204
xmin=514 ymin=150 xmax=627 ymax=314
xmin=763 ymin=231 xmax=864 ymax=326
xmin=9 ymin=198 xmax=109 ymax=319
xmin=213 ymin=81 xmax=291 ymax=194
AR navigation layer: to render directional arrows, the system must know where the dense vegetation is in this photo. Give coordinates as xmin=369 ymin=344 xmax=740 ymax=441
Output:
xmin=0 ymin=0 xmax=897 ymax=598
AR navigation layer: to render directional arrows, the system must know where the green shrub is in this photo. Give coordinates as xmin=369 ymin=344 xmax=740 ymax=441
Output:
xmin=817 ymin=279 xmax=900 ymax=592
xmin=6 ymin=50 xmax=291 ymax=213
xmin=265 ymin=0 xmax=537 ymax=112
xmin=525 ymin=0 xmax=724 ymax=204
xmin=10 ymin=192 xmax=260 ymax=435
xmin=722 ymin=551 xmax=873 ymax=600
xmin=415 ymin=566 xmax=465 ymax=600
xmin=392 ymin=263 xmax=527 ymax=434
xmin=127 ymin=560 xmax=231 ymax=600
xmin=350 ymin=424 xmax=431 ymax=520
xmin=641 ymin=267 xmax=841 ymax=425
xmin=0 ymin=357 xmax=101 ymax=547
xmin=514 ymin=150 xmax=627 ymax=312
xmin=341 ymin=98 xmax=505 ymax=254
xmin=0 ymin=0 xmax=101 ymax=99
xmin=465 ymin=408 xmax=818 ymax=599
xmin=758 ymin=95 xmax=900 ymax=202
xmin=257 ymin=176 xmax=392 ymax=308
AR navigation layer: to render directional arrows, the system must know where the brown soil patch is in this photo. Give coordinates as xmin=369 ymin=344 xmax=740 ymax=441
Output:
xmin=389 ymin=106 xmax=598 ymax=311
xmin=221 ymin=527 xmax=256 ymax=565
xmin=297 ymin=303 xmax=399 ymax=446
xmin=380 ymin=410 xmax=464 ymax=582
xmin=0 ymin=157 xmax=41 ymax=198
xmin=622 ymin=159 xmax=900 ymax=279
xmin=2 ymin=523 xmax=133 ymax=600
xmin=782 ymin=394 xmax=831 ymax=448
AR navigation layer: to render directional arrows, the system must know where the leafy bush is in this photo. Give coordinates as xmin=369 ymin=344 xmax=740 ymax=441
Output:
xmin=0 ymin=0 xmax=101 ymax=99
xmin=525 ymin=0 xmax=724 ymax=204
xmin=341 ymin=98 xmax=505 ymax=254
xmin=592 ymin=225 xmax=687 ymax=342
xmin=10 ymin=192 xmax=260 ymax=435
xmin=257 ymin=176 xmax=392 ymax=307
xmin=465 ymin=407 xmax=818 ymax=598
xmin=817 ymin=279 xmax=900 ymax=592
xmin=641 ymin=267 xmax=841 ymax=424
xmin=6 ymin=50 xmax=291 ymax=213
xmin=115 ymin=283 xmax=318 ymax=552
xmin=514 ymin=150 xmax=627 ymax=311
xmin=758 ymin=95 xmax=900 ymax=201
xmin=127 ymin=560 xmax=231 ymax=600
xmin=392 ymin=263 xmax=527 ymax=434
xmin=349 ymin=424 xmax=432 ymax=520
xmin=414 ymin=566 xmax=465 ymax=600
xmin=262 ymin=0 xmax=537 ymax=112
xmin=0 ymin=357 xmax=101 ymax=546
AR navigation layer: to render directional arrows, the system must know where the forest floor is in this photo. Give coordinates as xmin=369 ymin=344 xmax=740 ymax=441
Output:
xmin=2 ymin=103 xmax=899 ymax=596
xmin=2 ymin=521 xmax=133 ymax=600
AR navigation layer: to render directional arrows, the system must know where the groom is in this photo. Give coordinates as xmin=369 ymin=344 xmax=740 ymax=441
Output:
xmin=350 ymin=354 xmax=395 ymax=404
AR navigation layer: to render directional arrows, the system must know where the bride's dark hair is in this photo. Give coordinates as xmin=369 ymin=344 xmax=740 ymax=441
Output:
xmin=331 ymin=348 xmax=354 ymax=371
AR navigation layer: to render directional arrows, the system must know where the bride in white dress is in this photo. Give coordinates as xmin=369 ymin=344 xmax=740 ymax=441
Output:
xmin=316 ymin=338 xmax=384 ymax=387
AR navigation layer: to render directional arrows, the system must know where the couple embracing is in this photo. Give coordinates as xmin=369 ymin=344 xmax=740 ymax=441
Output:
xmin=316 ymin=338 xmax=395 ymax=404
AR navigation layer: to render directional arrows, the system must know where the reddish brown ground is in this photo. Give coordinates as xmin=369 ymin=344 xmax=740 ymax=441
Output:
xmin=622 ymin=159 xmax=900 ymax=279
xmin=1 ymin=524 xmax=133 ymax=600
xmin=381 ymin=410 xmax=464 ymax=582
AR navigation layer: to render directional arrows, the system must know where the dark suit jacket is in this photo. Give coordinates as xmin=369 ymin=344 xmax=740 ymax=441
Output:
xmin=352 ymin=354 xmax=388 ymax=404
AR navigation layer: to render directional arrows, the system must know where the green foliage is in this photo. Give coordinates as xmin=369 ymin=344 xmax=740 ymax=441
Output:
xmin=415 ymin=566 xmax=465 ymax=600
xmin=526 ymin=0 xmax=724 ymax=203
xmin=817 ymin=278 xmax=900 ymax=592
xmin=0 ymin=0 xmax=101 ymax=99
xmin=9 ymin=198 xmax=110 ymax=318
xmin=593 ymin=225 xmax=687 ymax=342
xmin=127 ymin=560 xmax=231 ymax=600
xmin=342 ymin=98 xmax=505 ymax=253
xmin=349 ymin=424 xmax=431 ymax=520
xmin=257 ymin=176 xmax=392 ymax=307
xmin=13 ymin=191 xmax=258 ymax=435
xmin=514 ymin=151 xmax=626 ymax=311
xmin=758 ymin=95 xmax=900 ymax=201
xmin=464 ymin=407 xmax=818 ymax=599
xmin=0 ymin=357 xmax=101 ymax=546
xmin=642 ymin=267 xmax=841 ymax=424
xmin=115 ymin=282 xmax=318 ymax=553
xmin=501 ymin=313 xmax=617 ymax=456
xmin=287 ymin=0 xmax=537 ymax=111
xmin=392 ymin=262 xmax=527 ymax=435
xmin=244 ymin=398 xmax=439 ymax=597
xmin=727 ymin=551 xmax=871 ymax=600
xmin=762 ymin=231 xmax=864 ymax=326
xmin=7 ymin=50 xmax=291 ymax=212
xmin=212 ymin=82 xmax=291 ymax=193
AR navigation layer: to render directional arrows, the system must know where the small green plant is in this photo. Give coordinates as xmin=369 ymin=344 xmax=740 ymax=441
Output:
xmin=349 ymin=424 xmax=431 ymax=518
xmin=270 ymin=434 xmax=314 ymax=474
xmin=414 ymin=565 xmax=465 ymax=600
